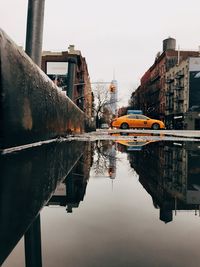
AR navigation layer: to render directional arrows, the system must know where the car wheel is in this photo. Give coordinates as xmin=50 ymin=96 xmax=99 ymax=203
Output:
xmin=121 ymin=123 xmax=129 ymax=129
xmin=151 ymin=123 xmax=160 ymax=130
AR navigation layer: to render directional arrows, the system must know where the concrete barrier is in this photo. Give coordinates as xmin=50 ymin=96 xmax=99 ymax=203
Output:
xmin=0 ymin=29 xmax=84 ymax=149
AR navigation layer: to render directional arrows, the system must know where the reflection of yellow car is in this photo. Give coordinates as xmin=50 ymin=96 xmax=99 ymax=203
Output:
xmin=111 ymin=114 xmax=165 ymax=130
xmin=116 ymin=140 xmax=155 ymax=151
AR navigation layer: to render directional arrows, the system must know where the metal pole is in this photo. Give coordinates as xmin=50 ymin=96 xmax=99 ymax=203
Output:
xmin=67 ymin=58 xmax=77 ymax=100
xmin=24 ymin=215 xmax=42 ymax=267
xmin=25 ymin=0 xmax=45 ymax=66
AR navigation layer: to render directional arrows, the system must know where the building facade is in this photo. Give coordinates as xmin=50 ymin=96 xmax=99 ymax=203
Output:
xmin=165 ymin=57 xmax=200 ymax=129
xmin=130 ymin=38 xmax=200 ymax=129
xmin=41 ymin=45 xmax=94 ymax=130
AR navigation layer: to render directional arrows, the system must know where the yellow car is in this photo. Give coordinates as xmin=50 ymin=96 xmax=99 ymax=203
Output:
xmin=111 ymin=114 xmax=165 ymax=130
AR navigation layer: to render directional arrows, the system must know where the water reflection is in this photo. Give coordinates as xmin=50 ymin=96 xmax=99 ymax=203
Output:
xmin=1 ymin=138 xmax=200 ymax=266
xmin=120 ymin=140 xmax=200 ymax=223
xmin=92 ymin=141 xmax=117 ymax=179
xmin=47 ymin=144 xmax=93 ymax=213
xmin=0 ymin=141 xmax=92 ymax=265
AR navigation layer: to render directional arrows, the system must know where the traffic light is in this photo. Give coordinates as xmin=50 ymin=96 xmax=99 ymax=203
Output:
xmin=109 ymin=84 xmax=116 ymax=93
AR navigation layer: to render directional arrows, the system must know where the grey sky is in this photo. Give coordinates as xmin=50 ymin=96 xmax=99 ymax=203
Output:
xmin=1 ymin=0 xmax=200 ymax=106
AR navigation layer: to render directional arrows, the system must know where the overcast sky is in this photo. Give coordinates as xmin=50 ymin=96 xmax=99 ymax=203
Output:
xmin=1 ymin=0 xmax=200 ymax=106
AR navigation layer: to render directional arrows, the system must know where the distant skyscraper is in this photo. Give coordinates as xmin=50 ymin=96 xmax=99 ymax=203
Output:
xmin=109 ymin=79 xmax=118 ymax=116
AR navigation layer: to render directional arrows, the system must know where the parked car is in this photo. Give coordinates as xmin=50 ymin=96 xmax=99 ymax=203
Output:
xmin=100 ymin=123 xmax=109 ymax=129
xmin=111 ymin=114 xmax=165 ymax=130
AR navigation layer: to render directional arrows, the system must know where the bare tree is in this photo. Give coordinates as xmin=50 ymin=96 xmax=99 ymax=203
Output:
xmin=92 ymin=82 xmax=118 ymax=128
xmin=92 ymin=83 xmax=111 ymax=128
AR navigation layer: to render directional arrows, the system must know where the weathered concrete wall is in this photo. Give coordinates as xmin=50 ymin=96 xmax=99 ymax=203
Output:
xmin=0 ymin=29 xmax=84 ymax=149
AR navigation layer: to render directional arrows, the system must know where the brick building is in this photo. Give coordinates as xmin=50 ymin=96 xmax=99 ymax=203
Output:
xmin=130 ymin=38 xmax=200 ymax=129
xmin=165 ymin=57 xmax=200 ymax=129
xmin=41 ymin=45 xmax=94 ymax=129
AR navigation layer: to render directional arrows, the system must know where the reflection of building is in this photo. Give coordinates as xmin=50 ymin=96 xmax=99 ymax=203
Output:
xmin=66 ymin=161 xmax=88 ymax=213
xmin=0 ymin=140 xmax=87 ymax=265
xmin=93 ymin=141 xmax=117 ymax=179
xmin=47 ymin=143 xmax=93 ymax=213
xmin=127 ymin=141 xmax=200 ymax=223
xmin=107 ymin=142 xmax=117 ymax=179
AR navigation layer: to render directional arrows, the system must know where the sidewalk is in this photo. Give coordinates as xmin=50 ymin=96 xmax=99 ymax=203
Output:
xmin=95 ymin=129 xmax=200 ymax=139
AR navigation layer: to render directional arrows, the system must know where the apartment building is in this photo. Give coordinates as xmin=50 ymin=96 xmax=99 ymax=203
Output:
xmin=130 ymin=38 xmax=200 ymax=129
xmin=165 ymin=57 xmax=200 ymax=129
xmin=41 ymin=45 xmax=94 ymax=127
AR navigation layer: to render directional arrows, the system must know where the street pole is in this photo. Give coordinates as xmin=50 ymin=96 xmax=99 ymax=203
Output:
xmin=25 ymin=0 xmax=45 ymax=66
xmin=24 ymin=1 xmax=45 ymax=265
xmin=67 ymin=57 xmax=77 ymax=100
xmin=24 ymin=216 xmax=42 ymax=267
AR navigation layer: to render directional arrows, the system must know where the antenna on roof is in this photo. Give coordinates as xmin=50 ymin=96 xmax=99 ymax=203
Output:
xmin=177 ymin=45 xmax=180 ymax=65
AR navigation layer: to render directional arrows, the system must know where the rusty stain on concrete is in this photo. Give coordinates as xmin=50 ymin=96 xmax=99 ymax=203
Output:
xmin=0 ymin=29 xmax=85 ymax=148
xmin=22 ymin=98 xmax=33 ymax=130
